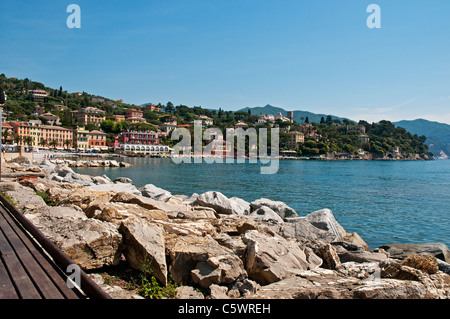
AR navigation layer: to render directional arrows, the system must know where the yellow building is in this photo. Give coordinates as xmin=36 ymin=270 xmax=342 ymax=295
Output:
xmin=74 ymin=126 xmax=90 ymax=149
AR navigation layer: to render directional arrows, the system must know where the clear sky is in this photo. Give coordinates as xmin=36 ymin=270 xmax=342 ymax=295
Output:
xmin=1 ymin=0 xmax=450 ymax=124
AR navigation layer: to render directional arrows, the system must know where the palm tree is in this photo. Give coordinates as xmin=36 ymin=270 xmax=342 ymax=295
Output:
xmin=49 ymin=139 xmax=59 ymax=149
xmin=39 ymin=138 xmax=48 ymax=148
xmin=64 ymin=139 xmax=72 ymax=150
xmin=24 ymin=136 xmax=33 ymax=147
xmin=2 ymin=129 xmax=10 ymax=144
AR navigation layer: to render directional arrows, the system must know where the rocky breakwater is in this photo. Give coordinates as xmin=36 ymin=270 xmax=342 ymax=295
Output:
xmin=49 ymin=158 xmax=132 ymax=168
xmin=0 ymin=160 xmax=449 ymax=299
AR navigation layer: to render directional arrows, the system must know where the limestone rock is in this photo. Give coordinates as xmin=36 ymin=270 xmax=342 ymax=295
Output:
xmin=195 ymin=191 xmax=248 ymax=215
xmin=249 ymin=206 xmax=284 ymax=223
xmin=119 ymin=218 xmax=168 ymax=285
xmin=113 ymin=177 xmax=133 ymax=184
xmin=168 ymin=235 xmax=246 ymax=288
xmin=176 ymin=286 xmax=205 ymax=299
xmin=379 ymin=243 xmax=450 ymax=263
xmin=0 ymin=181 xmax=46 ymax=211
xmin=242 ymin=230 xmax=314 ymax=285
xmin=316 ymin=244 xmax=340 ymax=270
xmin=139 ymin=183 xmax=172 ymax=201
xmin=304 ymin=209 xmax=347 ymax=242
xmin=250 ymin=198 xmax=297 ymax=220
xmin=88 ymin=182 xmax=142 ymax=196
xmin=401 ymin=254 xmax=439 ymax=274
xmin=25 ymin=206 xmax=122 ymax=270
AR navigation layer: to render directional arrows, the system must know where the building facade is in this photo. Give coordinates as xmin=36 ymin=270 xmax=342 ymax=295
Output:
xmin=76 ymin=107 xmax=106 ymax=126
xmin=88 ymin=130 xmax=107 ymax=150
xmin=118 ymin=130 xmax=159 ymax=145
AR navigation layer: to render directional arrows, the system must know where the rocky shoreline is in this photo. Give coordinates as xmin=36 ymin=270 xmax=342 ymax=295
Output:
xmin=0 ymin=160 xmax=449 ymax=299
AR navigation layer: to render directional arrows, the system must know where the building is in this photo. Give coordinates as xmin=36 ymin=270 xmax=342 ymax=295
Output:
xmin=118 ymin=130 xmax=159 ymax=145
xmin=77 ymin=107 xmax=106 ymax=126
xmin=88 ymin=130 xmax=107 ymax=150
xmin=1 ymin=123 xmax=14 ymax=144
xmin=198 ymin=115 xmax=213 ymax=126
xmin=125 ymin=108 xmax=144 ymax=119
xmin=286 ymin=131 xmax=305 ymax=149
xmin=287 ymin=111 xmax=294 ymax=123
xmin=28 ymin=90 xmax=48 ymax=101
xmin=10 ymin=121 xmax=41 ymax=147
xmin=347 ymin=125 xmax=366 ymax=134
xmin=119 ymin=144 xmax=171 ymax=156
xmin=91 ymin=96 xmax=105 ymax=103
xmin=34 ymin=105 xmax=45 ymax=116
xmin=358 ymin=134 xmax=370 ymax=145
xmin=114 ymin=115 xmax=125 ymax=123
xmin=159 ymin=123 xmax=177 ymax=134
xmin=73 ymin=126 xmax=89 ymax=150
xmin=40 ymin=125 xmax=74 ymax=149
xmin=234 ymin=121 xmax=248 ymax=130
xmin=41 ymin=112 xmax=60 ymax=125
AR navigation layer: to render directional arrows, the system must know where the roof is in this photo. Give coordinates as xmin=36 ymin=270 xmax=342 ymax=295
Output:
xmin=89 ymin=130 xmax=106 ymax=135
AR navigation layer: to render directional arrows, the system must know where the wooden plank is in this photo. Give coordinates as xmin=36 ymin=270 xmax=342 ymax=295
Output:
xmin=0 ymin=208 xmax=68 ymax=299
xmin=0 ymin=257 xmax=19 ymax=299
xmin=0 ymin=227 xmax=41 ymax=299
xmin=0 ymin=206 xmax=83 ymax=299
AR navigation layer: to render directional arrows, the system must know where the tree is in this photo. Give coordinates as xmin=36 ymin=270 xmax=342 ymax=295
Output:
xmin=24 ymin=136 xmax=33 ymax=147
xmin=100 ymin=120 xmax=115 ymax=133
xmin=0 ymin=83 xmax=5 ymax=104
xmin=49 ymin=139 xmax=59 ymax=149
xmin=39 ymin=139 xmax=48 ymax=148
xmin=320 ymin=117 xmax=325 ymax=124
xmin=64 ymin=139 xmax=72 ymax=149
xmin=59 ymin=86 xmax=63 ymax=97
xmin=165 ymin=101 xmax=175 ymax=113
xmin=305 ymin=116 xmax=309 ymax=124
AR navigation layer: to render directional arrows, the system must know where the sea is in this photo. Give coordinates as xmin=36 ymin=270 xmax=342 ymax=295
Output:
xmin=72 ymin=158 xmax=450 ymax=250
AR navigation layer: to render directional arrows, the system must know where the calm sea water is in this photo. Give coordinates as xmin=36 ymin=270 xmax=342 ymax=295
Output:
xmin=73 ymin=158 xmax=450 ymax=249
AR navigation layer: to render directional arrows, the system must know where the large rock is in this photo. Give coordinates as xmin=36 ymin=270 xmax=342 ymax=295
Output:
xmin=250 ymin=198 xmax=297 ymax=220
xmin=85 ymin=202 xmax=168 ymax=225
xmin=248 ymin=267 xmax=450 ymax=299
xmin=304 ymin=209 xmax=347 ymax=241
xmin=168 ymin=235 xmax=246 ymax=289
xmin=195 ymin=191 xmax=248 ymax=215
xmin=88 ymin=182 xmax=142 ymax=196
xmin=139 ymin=184 xmax=172 ymax=201
xmin=248 ymin=206 xmax=284 ymax=223
xmin=25 ymin=206 xmax=122 ymax=270
xmin=242 ymin=230 xmax=319 ymax=285
xmin=119 ymin=218 xmax=168 ymax=285
xmin=0 ymin=181 xmax=46 ymax=211
xmin=274 ymin=218 xmax=336 ymax=246
xmin=379 ymin=243 xmax=450 ymax=263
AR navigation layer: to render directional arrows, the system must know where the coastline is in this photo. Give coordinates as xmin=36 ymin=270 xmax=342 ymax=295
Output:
xmin=0 ymin=159 xmax=449 ymax=299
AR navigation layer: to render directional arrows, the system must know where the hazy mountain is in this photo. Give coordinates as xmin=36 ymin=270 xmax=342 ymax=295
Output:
xmin=394 ymin=119 xmax=450 ymax=159
xmin=238 ymin=104 xmax=354 ymax=124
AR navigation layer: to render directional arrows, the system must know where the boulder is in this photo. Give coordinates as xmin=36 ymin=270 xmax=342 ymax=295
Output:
xmin=92 ymin=175 xmax=113 ymax=185
xmin=119 ymin=218 xmax=168 ymax=285
xmin=209 ymin=284 xmax=229 ymax=299
xmin=25 ymin=206 xmax=122 ymax=270
xmin=88 ymin=182 xmax=142 ymax=196
xmin=139 ymin=184 xmax=172 ymax=201
xmin=401 ymin=254 xmax=439 ymax=274
xmin=84 ymin=202 xmax=168 ymax=225
xmin=250 ymin=198 xmax=297 ymax=220
xmin=304 ymin=209 xmax=347 ymax=242
xmin=168 ymin=235 xmax=246 ymax=289
xmin=195 ymin=191 xmax=248 ymax=215
xmin=316 ymin=244 xmax=341 ymax=270
xmin=338 ymin=250 xmax=389 ymax=264
xmin=248 ymin=206 xmax=284 ymax=223
xmin=379 ymin=243 xmax=450 ymax=263
xmin=275 ymin=218 xmax=336 ymax=246
xmin=113 ymin=177 xmax=133 ymax=184
xmin=176 ymin=286 xmax=205 ymax=299
xmin=0 ymin=181 xmax=46 ymax=211
xmin=242 ymin=230 xmax=318 ymax=285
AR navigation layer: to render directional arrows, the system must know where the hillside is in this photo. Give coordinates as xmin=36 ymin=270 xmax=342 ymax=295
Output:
xmin=238 ymin=104 xmax=354 ymax=124
xmin=394 ymin=119 xmax=450 ymax=159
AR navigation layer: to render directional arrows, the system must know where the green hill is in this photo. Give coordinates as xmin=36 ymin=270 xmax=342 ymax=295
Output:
xmin=394 ymin=119 xmax=450 ymax=159
xmin=238 ymin=104 xmax=354 ymax=124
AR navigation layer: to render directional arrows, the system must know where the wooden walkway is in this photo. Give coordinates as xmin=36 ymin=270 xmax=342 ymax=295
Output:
xmin=0 ymin=195 xmax=109 ymax=299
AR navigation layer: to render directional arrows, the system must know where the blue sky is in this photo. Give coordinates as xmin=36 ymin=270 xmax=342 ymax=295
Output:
xmin=1 ymin=0 xmax=450 ymax=124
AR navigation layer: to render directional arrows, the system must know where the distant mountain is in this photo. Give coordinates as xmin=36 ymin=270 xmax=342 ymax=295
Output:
xmin=393 ymin=119 xmax=450 ymax=159
xmin=238 ymin=104 xmax=354 ymax=124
